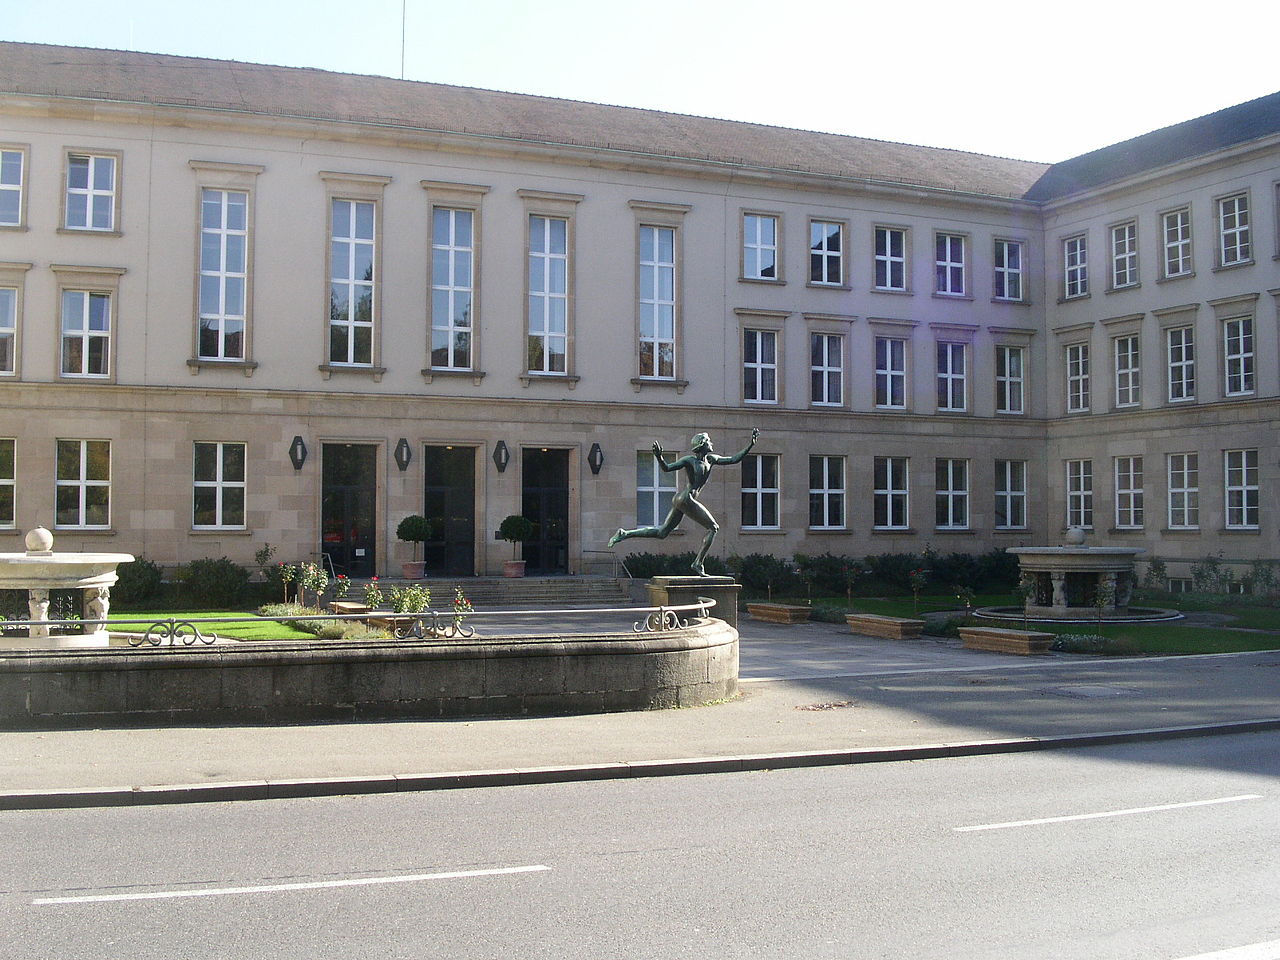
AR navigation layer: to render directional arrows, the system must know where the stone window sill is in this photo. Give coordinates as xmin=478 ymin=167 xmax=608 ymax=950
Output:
xmin=932 ymin=292 xmax=973 ymax=302
xmin=422 ymin=368 xmax=486 ymax=385
xmin=871 ymin=287 xmax=913 ymax=296
xmin=188 ymin=358 xmax=259 ymax=377
xmin=1157 ymin=272 xmax=1194 ymax=284
xmin=1220 ymin=527 xmax=1260 ymax=535
xmin=57 ymin=227 xmax=122 ymax=238
xmin=520 ymin=373 xmax=581 ymax=389
xmin=630 ymin=377 xmax=688 ymax=394
xmin=1105 ymin=283 xmax=1141 ymax=295
xmin=191 ymin=527 xmax=252 ymax=536
xmin=871 ymin=527 xmax=915 ymax=535
xmin=1213 ymin=259 xmax=1254 ymax=273
xmin=932 ymin=528 xmax=975 ymax=535
xmin=319 ymin=363 xmax=386 ymax=382
xmin=739 ymin=276 xmax=785 ymax=286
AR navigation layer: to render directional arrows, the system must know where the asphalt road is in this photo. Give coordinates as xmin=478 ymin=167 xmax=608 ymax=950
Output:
xmin=2 ymin=731 xmax=1278 ymax=960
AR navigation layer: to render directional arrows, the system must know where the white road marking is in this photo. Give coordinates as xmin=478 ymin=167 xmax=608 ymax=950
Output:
xmin=33 ymin=864 xmax=550 ymax=905
xmin=1169 ymin=940 xmax=1280 ymax=960
xmin=955 ymin=794 xmax=1261 ymax=832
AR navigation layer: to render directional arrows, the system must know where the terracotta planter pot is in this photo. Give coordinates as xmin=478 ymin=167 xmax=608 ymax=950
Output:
xmin=401 ymin=561 xmax=425 ymax=580
xmin=503 ymin=559 xmax=526 ymax=578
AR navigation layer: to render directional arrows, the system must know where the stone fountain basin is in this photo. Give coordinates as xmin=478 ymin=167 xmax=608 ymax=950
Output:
xmin=0 ymin=553 xmax=135 ymax=590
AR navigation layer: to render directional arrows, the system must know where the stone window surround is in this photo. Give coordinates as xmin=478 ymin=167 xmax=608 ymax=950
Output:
xmin=1209 ymin=292 xmax=1259 ymax=398
xmin=808 ymin=454 xmax=846 ymax=531
xmin=50 ymin=264 xmax=126 ymax=385
xmin=990 ymin=325 xmax=1035 ymax=416
xmin=192 ymin=440 xmax=247 ymax=531
xmin=519 ymin=189 xmax=583 ymax=389
xmin=1113 ymin=455 xmax=1144 ymax=530
xmin=1060 ymin=232 xmax=1089 ymax=301
xmin=932 ymin=230 xmax=969 ymax=299
xmin=1106 ymin=218 xmax=1140 ymax=292
xmin=869 ymin=317 xmax=917 ymax=411
xmin=1166 ymin=451 xmax=1200 ymax=531
xmin=1213 ymin=188 xmax=1252 ymax=269
xmin=1223 ymin=448 xmax=1259 ymax=531
xmin=1102 ymin=312 xmax=1144 ymax=411
xmin=59 ymin=147 xmax=123 ymax=236
xmin=805 ymin=312 xmax=855 ymax=409
xmin=422 ymin=180 xmax=491 ymax=386
xmin=994 ymin=458 xmax=1028 ymax=530
xmin=872 ymin=223 xmax=911 ymax=293
xmin=992 ymin=236 xmax=1029 ymax=304
xmin=934 ymin=456 xmax=970 ymax=530
xmin=735 ymin=308 xmax=788 ymax=407
xmin=807 ymin=217 xmax=849 ymax=289
xmin=930 ymin=322 xmax=976 ymax=414
xmin=1054 ymin=321 xmax=1094 ymax=414
xmin=1065 ymin=458 xmax=1094 ymax=530
xmin=741 ymin=452 xmax=781 ymax=530
xmin=629 ymin=199 xmax=691 ymax=393
xmin=0 ymin=143 xmax=29 ymax=231
xmin=1153 ymin=303 xmax=1200 ymax=405
xmin=873 ymin=454 xmax=910 ymax=531
xmin=54 ymin=437 xmax=112 ymax=531
xmin=0 ymin=437 xmax=12 ymax=529
xmin=1157 ymin=204 xmax=1194 ymax=282
xmin=740 ymin=209 xmax=783 ymax=284
xmin=0 ymin=260 xmax=31 ymax=379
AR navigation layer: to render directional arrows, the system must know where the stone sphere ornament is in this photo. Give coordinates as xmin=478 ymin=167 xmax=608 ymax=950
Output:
xmin=25 ymin=525 xmax=54 ymax=554
xmin=1064 ymin=526 xmax=1087 ymax=546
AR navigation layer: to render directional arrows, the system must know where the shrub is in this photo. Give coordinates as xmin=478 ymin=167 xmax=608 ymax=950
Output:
xmin=112 ymin=556 xmax=164 ymax=604
xmin=178 ymin=556 xmax=250 ymax=607
xmin=622 ymin=552 xmax=728 ymax=579
xmin=734 ymin=553 xmax=799 ymax=596
xmin=1051 ymin=633 xmax=1138 ymax=655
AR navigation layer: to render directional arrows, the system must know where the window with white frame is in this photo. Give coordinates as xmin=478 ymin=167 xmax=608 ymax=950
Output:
xmin=1162 ymin=208 xmax=1192 ymax=278
xmin=1063 ymin=235 xmax=1088 ymax=298
xmin=431 ymin=207 xmax=475 ymax=370
xmin=935 ymin=341 xmax=967 ymax=412
xmin=329 ymin=198 xmax=376 ymax=366
xmin=638 ymin=224 xmax=676 ymax=378
xmin=636 ymin=451 xmax=677 ymax=527
xmin=994 ymin=459 xmax=1026 ymax=529
xmin=1066 ymin=342 xmax=1090 ymax=412
xmin=743 ymin=214 xmax=778 ymax=281
xmin=1066 ymin=459 xmax=1093 ymax=529
xmin=934 ymin=458 xmax=969 ymax=529
xmin=193 ymin=441 xmax=246 ymax=529
xmin=60 ymin=290 xmax=111 ymax=378
xmin=995 ymin=344 xmax=1024 ymax=414
xmin=55 ymin=439 xmax=110 ymax=529
xmin=528 ymin=214 xmax=569 ymax=374
xmin=810 ymin=332 xmax=843 ymax=406
xmin=874 ymin=226 xmax=907 ymax=290
xmin=1167 ymin=452 xmax=1199 ymax=529
xmin=1224 ymin=449 xmax=1259 ymax=529
xmin=198 ymin=188 xmax=248 ymax=362
xmin=0 ymin=438 xmax=13 ymax=528
xmin=64 ymin=153 xmax=117 ymax=231
xmin=875 ymin=336 xmax=907 ymax=409
xmin=993 ymin=239 xmax=1023 ymax=301
xmin=1217 ymin=194 xmax=1251 ymax=265
xmin=1223 ymin=317 xmax=1254 ymax=396
xmin=809 ymin=455 xmax=845 ymax=530
xmin=0 ymin=286 xmax=14 ymax=375
xmin=935 ymin=233 xmax=965 ymax=295
xmin=1110 ymin=222 xmax=1138 ymax=288
xmin=810 ymin=220 xmax=843 ymax=285
xmin=741 ymin=454 xmax=780 ymax=529
xmin=1114 ymin=456 xmax=1143 ymax=529
xmin=1166 ymin=326 xmax=1195 ymax=401
xmin=873 ymin=456 xmax=909 ymax=530
xmin=743 ymin=329 xmax=777 ymax=403
xmin=0 ymin=148 xmax=23 ymax=226
xmin=1114 ymin=334 xmax=1140 ymax=407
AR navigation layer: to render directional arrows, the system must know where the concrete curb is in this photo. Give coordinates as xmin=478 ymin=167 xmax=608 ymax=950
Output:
xmin=4 ymin=717 xmax=1279 ymax=811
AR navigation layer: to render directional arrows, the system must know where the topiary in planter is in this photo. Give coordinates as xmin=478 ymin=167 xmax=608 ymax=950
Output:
xmin=396 ymin=514 xmax=433 ymax=563
xmin=498 ymin=515 xmax=535 ymax=558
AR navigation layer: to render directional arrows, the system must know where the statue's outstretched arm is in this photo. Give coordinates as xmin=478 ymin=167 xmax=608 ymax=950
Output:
xmin=712 ymin=427 xmax=760 ymax=466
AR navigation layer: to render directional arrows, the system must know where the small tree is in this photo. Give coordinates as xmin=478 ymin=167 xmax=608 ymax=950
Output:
xmin=1094 ymin=577 xmax=1116 ymax=632
xmin=954 ymin=584 xmax=976 ymax=624
xmin=498 ymin=515 xmax=535 ymax=559
xmin=908 ymin=567 xmax=930 ymax=615
xmin=396 ymin=515 xmax=433 ymax=564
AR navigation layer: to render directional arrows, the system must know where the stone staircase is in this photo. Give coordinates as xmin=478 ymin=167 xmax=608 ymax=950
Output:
xmin=363 ymin=576 xmax=633 ymax=607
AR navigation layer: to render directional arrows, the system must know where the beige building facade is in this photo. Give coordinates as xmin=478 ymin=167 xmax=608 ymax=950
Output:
xmin=0 ymin=43 xmax=1275 ymax=582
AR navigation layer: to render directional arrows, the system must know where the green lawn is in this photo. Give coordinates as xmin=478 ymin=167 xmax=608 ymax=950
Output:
xmin=108 ymin=610 xmax=314 ymax=641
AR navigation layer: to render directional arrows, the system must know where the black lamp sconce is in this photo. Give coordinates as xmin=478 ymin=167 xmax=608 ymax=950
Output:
xmin=288 ymin=436 xmax=308 ymax=471
xmin=587 ymin=443 xmax=605 ymax=475
xmin=492 ymin=440 xmax=511 ymax=473
xmin=393 ymin=438 xmax=412 ymax=472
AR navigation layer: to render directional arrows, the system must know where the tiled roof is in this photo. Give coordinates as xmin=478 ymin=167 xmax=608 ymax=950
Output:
xmin=0 ymin=41 xmax=1048 ymax=199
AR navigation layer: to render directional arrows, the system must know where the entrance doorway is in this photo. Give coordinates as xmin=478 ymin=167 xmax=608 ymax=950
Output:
xmin=521 ymin=448 xmax=569 ymax=576
xmin=321 ymin=443 xmax=377 ymax=577
xmin=422 ymin=445 xmax=476 ymax=577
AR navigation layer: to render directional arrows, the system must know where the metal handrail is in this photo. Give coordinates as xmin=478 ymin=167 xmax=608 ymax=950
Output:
xmin=579 ymin=549 xmax=633 ymax=579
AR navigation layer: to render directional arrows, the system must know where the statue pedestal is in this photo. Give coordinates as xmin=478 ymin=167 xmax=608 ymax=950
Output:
xmin=647 ymin=576 xmax=740 ymax=629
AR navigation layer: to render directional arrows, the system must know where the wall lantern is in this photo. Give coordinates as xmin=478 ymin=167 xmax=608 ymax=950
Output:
xmin=492 ymin=440 xmax=510 ymax=473
xmin=393 ymin=438 xmax=412 ymax=472
xmin=288 ymin=436 xmax=308 ymax=471
xmin=587 ymin=443 xmax=605 ymax=475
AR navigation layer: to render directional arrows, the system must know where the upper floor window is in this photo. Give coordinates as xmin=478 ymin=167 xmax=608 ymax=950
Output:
xmin=1063 ymin=235 xmax=1088 ymax=298
xmin=1066 ymin=458 xmax=1093 ymax=529
xmin=873 ymin=456 xmax=909 ymax=530
xmin=1066 ymin=342 xmax=1090 ymax=413
xmin=1223 ymin=317 xmax=1254 ymax=396
xmin=0 ymin=285 xmax=15 ymax=376
xmin=636 ymin=450 xmax=677 ymax=527
xmin=810 ymin=332 xmax=843 ymax=406
xmin=1224 ymin=449 xmax=1259 ymax=530
xmin=1114 ymin=456 xmax=1144 ymax=529
xmin=329 ymin=198 xmax=376 ymax=366
xmin=1110 ymin=222 xmax=1138 ymax=288
xmin=61 ymin=290 xmax=111 ymax=378
xmin=741 ymin=454 xmax=780 ymax=530
xmin=64 ymin=153 xmax=118 ymax=232
xmin=528 ymin=214 xmax=569 ymax=374
xmin=934 ymin=458 xmax=969 ymax=530
xmin=1161 ymin=208 xmax=1192 ymax=278
xmin=875 ymin=336 xmax=907 ymax=409
xmin=1166 ymin=326 xmax=1195 ymax=402
xmin=935 ymin=341 xmax=967 ymax=412
xmin=743 ymin=328 xmax=777 ymax=404
xmin=1113 ymin=334 xmax=1140 ymax=408
xmin=995 ymin=344 xmax=1024 ymax=414
xmin=55 ymin=439 xmax=110 ymax=529
xmin=432 ymin=207 xmax=475 ymax=370
xmin=193 ymin=441 xmax=246 ymax=529
xmin=934 ymin=233 xmax=965 ymax=295
xmin=743 ymin=213 xmax=778 ymax=281
xmin=1167 ymin=453 xmax=1199 ymax=530
xmin=638 ymin=224 xmax=676 ymax=379
xmin=0 ymin=438 xmax=13 ymax=528
xmin=874 ymin=226 xmax=907 ymax=291
xmin=809 ymin=455 xmax=846 ymax=530
xmin=993 ymin=239 xmax=1023 ymax=301
xmin=810 ymin=220 xmax=843 ymax=286
xmin=994 ymin=459 xmax=1026 ymax=530
xmin=198 ymin=189 xmax=248 ymax=362
xmin=1217 ymin=194 xmax=1251 ymax=266
xmin=0 ymin=147 xmax=23 ymax=227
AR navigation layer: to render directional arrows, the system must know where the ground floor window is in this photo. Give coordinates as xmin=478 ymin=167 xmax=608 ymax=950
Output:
xmin=808 ymin=455 xmax=845 ymax=530
xmin=873 ymin=456 xmax=909 ymax=530
xmin=741 ymin=454 xmax=780 ymax=529
xmin=636 ymin=450 xmax=676 ymax=526
xmin=56 ymin=438 xmax=110 ymax=528
xmin=1066 ymin=459 xmax=1092 ymax=529
xmin=193 ymin=441 xmax=246 ymax=529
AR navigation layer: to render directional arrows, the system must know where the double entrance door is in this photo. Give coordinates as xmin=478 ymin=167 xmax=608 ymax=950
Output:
xmin=521 ymin=448 xmax=569 ymax=576
xmin=321 ymin=443 xmax=376 ymax=578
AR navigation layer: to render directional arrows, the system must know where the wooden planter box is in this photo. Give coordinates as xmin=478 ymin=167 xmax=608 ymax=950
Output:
xmin=328 ymin=601 xmax=371 ymax=616
xmin=959 ymin=626 xmax=1053 ymax=656
xmin=845 ymin=613 xmax=925 ymax=639
xmin=746 ymin=603 xmax=812 ymax=624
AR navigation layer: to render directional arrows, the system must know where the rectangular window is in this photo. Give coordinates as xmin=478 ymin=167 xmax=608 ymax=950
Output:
xmin=995 ymin=345 xmax=1025 ymax=414
xmin=808 ymin=455 xmax=845 ymax=530
xmin=198 ymin=188 xmax=248 ymax=361
xmin=1066 ymin=342 xmax=1090 ymax=412
xmin=1066 ymin=459 xmax=1093 ymax=529
xmin=1168 ymin=578 xmax=1193 ymax=594
xmin=0 ymin=148 xmax=23 ymax=226
xmin=0 ymin=286 xmax=15 ymax=375
xmin=1166 ymin=326 xmax=1195 ymax=402
xmin=0 ymin=438 xmax=13 ymax=528
xmin=329 ymin=198 xmax=376 ymax=366
xmin=743 ymin=329 xmax=777 ymax=404
xmin=1218 ymin=194 xmax=1251 ymax=265
xmin=527 ymin=214 xmax=568 ymax=373
xmin=1162 ymin=208 xmax=1192 ymax=278
xmin=193 ymin=441 xmax=246 ymax=529
xmin=810 ymin=333 xmax=843 ymax=406
xmin=994 ymin=459 xmax=1026 ymax=530
xmin=1063 ymin=235 xmax=1088 ymax=298
xmin=934 ymin=458 xmax=969 ymax=530
xmin=993 ymin=239 xmax=1023 ymax=301
xmin=1114 ymin=456 xmax=1144 ymax=529
xmin=1110 ymin=222 xmax=1138 ymax=288
xmin=935 ymin=342 xmax=967 ymax=412
xmin=873 ymin=456 xmax=909 ymax=530
xmin=65 ymin=153 xmax=117 ymax=231
xmin=875 ymin=336 xmax=907 ymax=409
xmin=809 ymin=220 xmax=843 ymax=285
xmin=741 ymin=454 xmax=780 ymax=530
xmin=636 ymin=451 xmax=677 ymax=527
xmin=1114 ymin=334 xmax=1140 ymax=407
xmin=1224 ymin=449 xmax=1259 ymax=529
xmin=743 ymin=214 xmax=778 ymax=280
xmin=55 ymin=439 xmax=110 ymax=529
xmin=431 ymin=207 xmax=474 ymax=370
xmin=1223 ymin=317 xmax=1254 ymax=396
xmin=638 ymin=224 xmax=675 ymax=379
xmin=60 ymin=290 xmax=111 ymax=378
xmin=935 ymin=233 xmax=965 ymax=295
xmin=1167 ymin=453 xmax=1199 ymax=530
xmin=874 ymin=226 xmax=907 ymax=290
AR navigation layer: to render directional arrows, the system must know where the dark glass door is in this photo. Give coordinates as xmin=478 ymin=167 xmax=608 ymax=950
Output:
xmin=321 ymin=443 xmax=377 ymax=577
xmin=521 ymin=448 xmax=569 ymax=575
xmin=422 ymin=445 xmax=475 ymax=577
